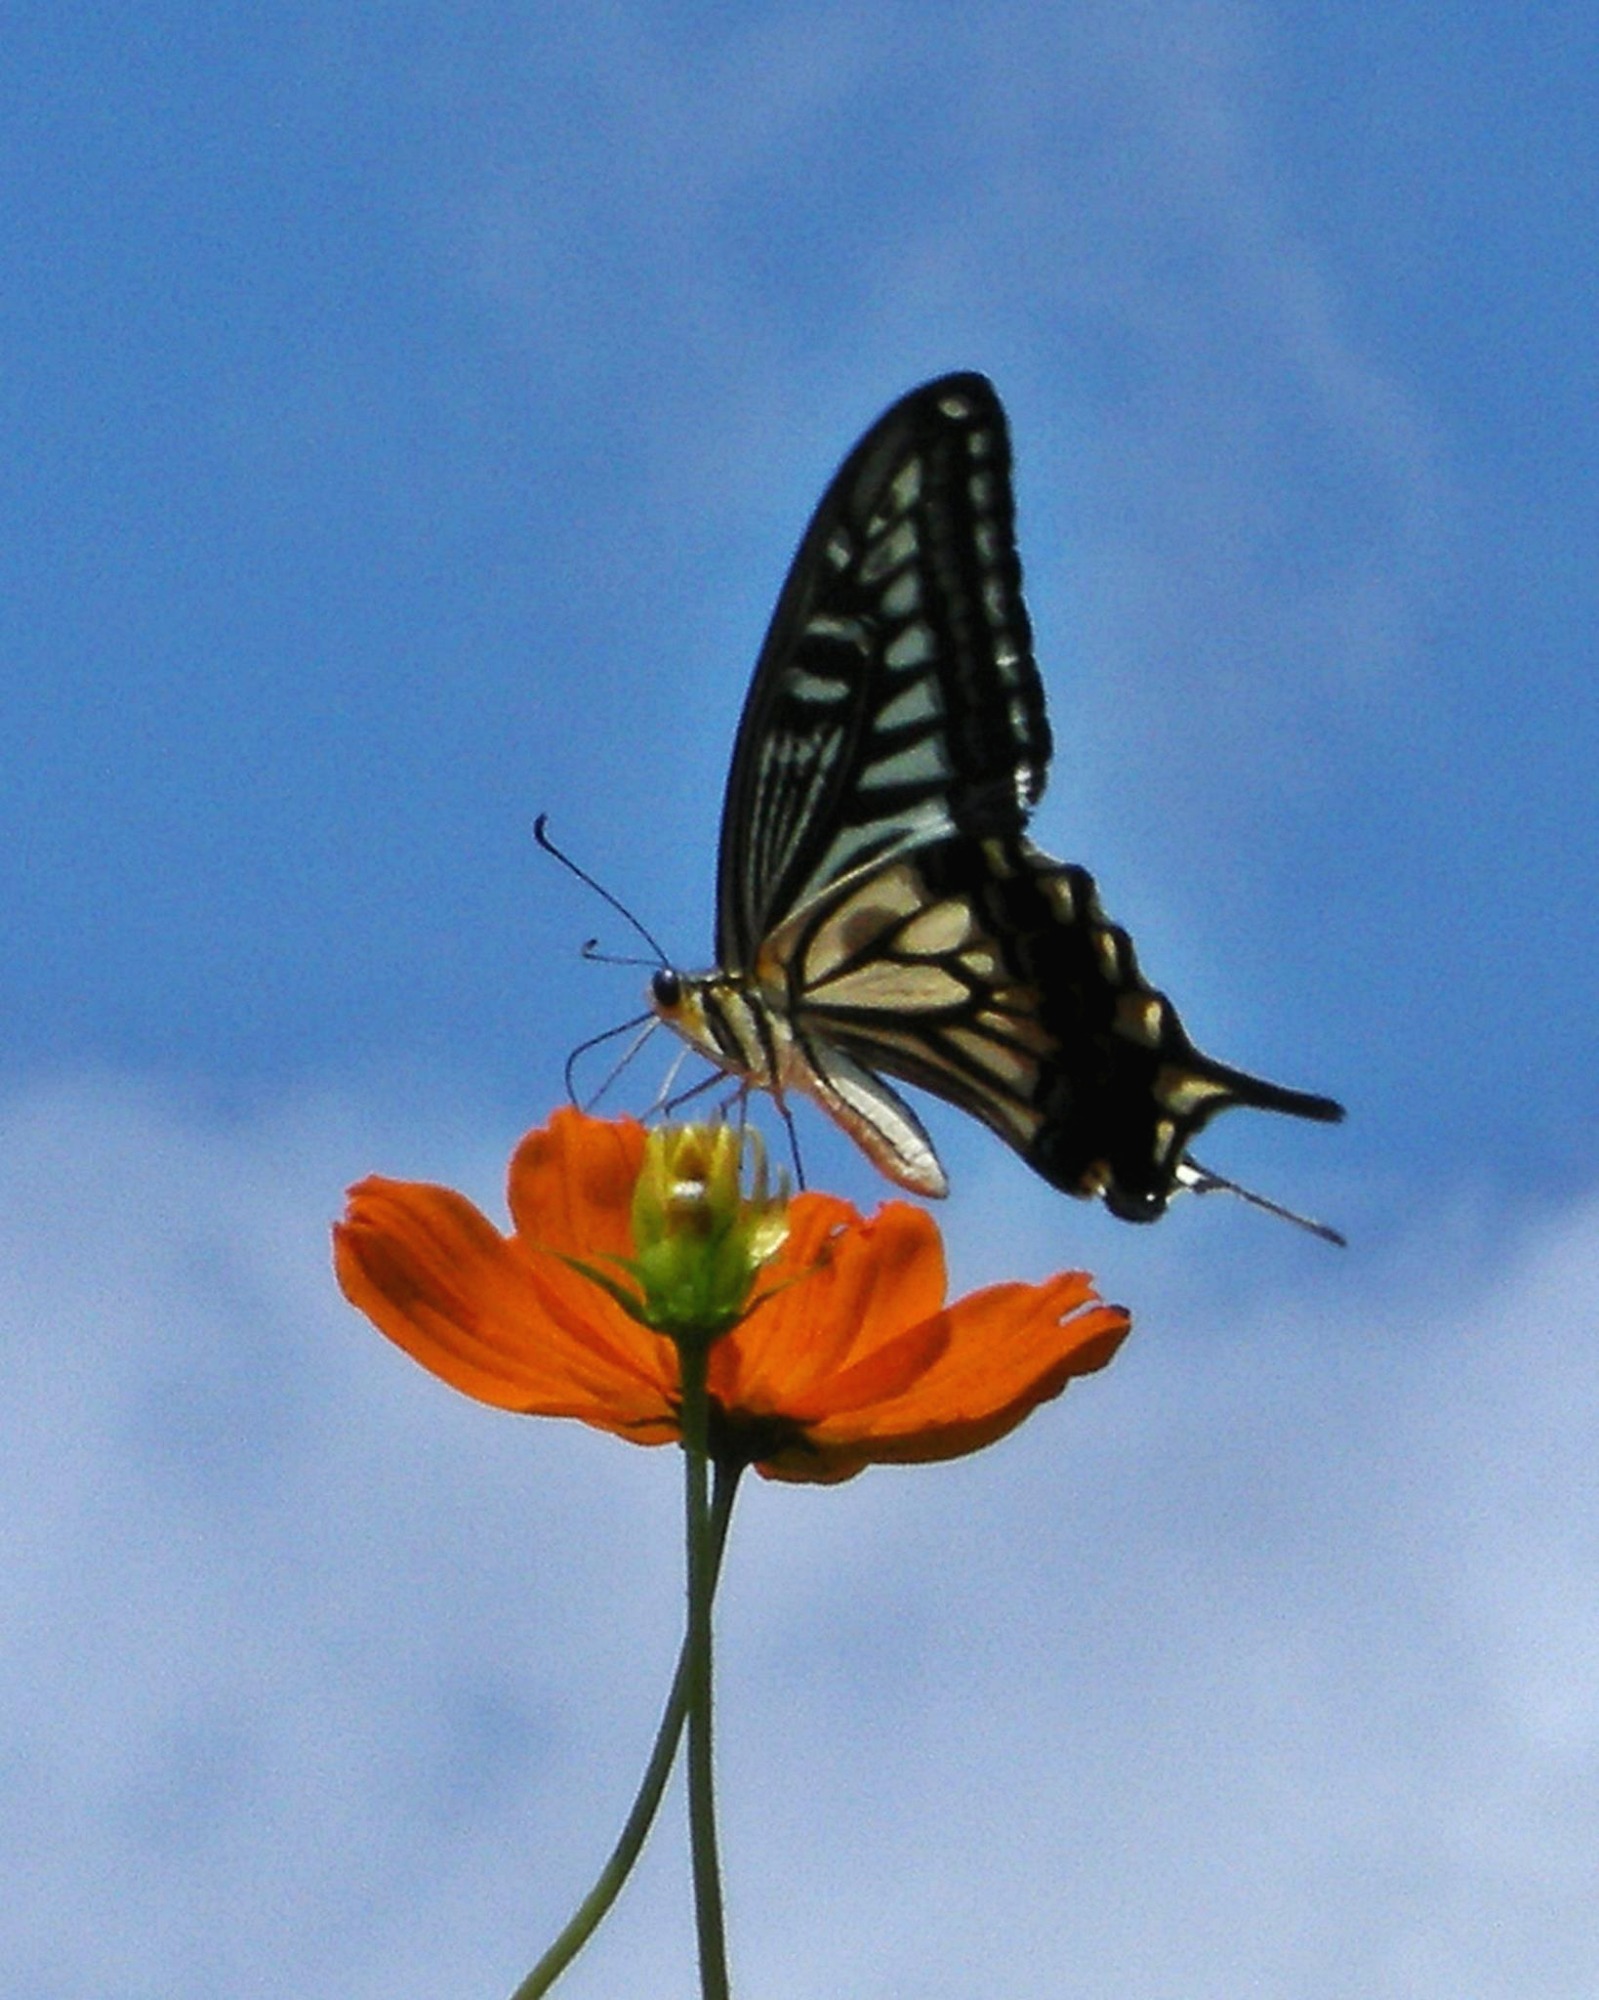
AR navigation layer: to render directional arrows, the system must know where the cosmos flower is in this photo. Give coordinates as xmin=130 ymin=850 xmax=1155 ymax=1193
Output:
xmin=334 ymin=1108 xmax=1129 ymax=1484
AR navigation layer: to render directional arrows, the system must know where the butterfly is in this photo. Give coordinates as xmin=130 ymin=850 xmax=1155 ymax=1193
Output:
xmin=646 ymin=373 xmax=1343 ymax=1227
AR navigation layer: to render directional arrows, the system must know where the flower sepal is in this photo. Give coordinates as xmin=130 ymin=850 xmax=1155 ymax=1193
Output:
xmin=614 ymin=1123 xmax=790 ymax=1347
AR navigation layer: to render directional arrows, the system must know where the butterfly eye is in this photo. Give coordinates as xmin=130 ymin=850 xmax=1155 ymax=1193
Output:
xmin=652 ymin=969 xmax=683 ymax=1011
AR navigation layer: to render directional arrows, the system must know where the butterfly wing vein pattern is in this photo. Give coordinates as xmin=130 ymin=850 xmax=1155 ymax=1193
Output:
xmin=650 ymin=372 xmax=1342 ymax=1220
xmin=717 ymin=375 xmax=1047 ymax=967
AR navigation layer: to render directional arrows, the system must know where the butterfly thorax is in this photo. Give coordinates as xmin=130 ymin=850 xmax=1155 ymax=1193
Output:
xmin=649 ymin=966 xmax=791 ymax=1096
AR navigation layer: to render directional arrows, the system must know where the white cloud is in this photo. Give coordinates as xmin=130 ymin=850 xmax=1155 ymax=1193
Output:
xmin=3 ymin=1078 xmax=1594 ymax=1996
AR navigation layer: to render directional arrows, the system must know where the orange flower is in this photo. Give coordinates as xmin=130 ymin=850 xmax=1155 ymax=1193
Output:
xmin=334 ymin=1109 xmax=1130 ymax=1485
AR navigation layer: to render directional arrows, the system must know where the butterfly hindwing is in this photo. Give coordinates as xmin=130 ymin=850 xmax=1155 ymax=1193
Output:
xmin=760 ymin=829 xmax=1331 ymax=1219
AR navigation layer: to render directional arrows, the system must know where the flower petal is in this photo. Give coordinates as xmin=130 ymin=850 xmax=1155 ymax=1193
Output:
xmin=505 ymin=1107 xmax=646 ymax=1263
xmin=718 ymin=1199 xmax=950 ymax=1412
xmin=756 ymin=1274 xmax=1130 ymax=1484
xmin=334 ymin=1174 xmax=679 ymax=1441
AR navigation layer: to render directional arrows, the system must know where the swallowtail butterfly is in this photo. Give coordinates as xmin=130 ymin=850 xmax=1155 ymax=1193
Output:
xmin=648 ymin=373 xmax=1343 ymax=1223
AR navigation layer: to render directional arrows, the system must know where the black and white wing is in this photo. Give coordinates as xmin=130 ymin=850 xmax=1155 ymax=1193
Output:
xmin=716 ymin=374 xmax=1046 ymax=967
xmin=658 ymin=373 xmax=1342 ymax=1223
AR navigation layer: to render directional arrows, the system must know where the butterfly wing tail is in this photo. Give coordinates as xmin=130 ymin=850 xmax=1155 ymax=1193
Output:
xmin=1199 ymin=1061 xmax=1345 ymax=1127
xmin=1073 ymin=1044 xmax=1342 ymax=1226
xmin=1144 ymin=1054 xmax=1345 ymax=1240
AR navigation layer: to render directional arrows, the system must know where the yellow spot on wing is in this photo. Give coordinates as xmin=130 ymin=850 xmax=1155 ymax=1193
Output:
xmin=809 ymin=960 xmax=969 ymax=1011
xmin=1155 ymin=1068 xmax=1232 ymax=1114
xmin=897 ymin=899 xmax=973 ymax=956
xmin=1115 ymin=993 xmax=1164 ymax=1046
xmin=946 ymin=1026 xmax=1038 ymax=1096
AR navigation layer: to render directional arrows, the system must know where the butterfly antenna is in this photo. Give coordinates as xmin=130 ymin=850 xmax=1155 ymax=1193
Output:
xmin=564 ymin=1009 xmax=657 ymax=1105
xmin=535 ymin=814 xmax=670 ymax=966
xmin=582 ymin=938 xmax=662 ymax=970
xmin=1178 ymin=1160 xmax=1346 ymax=1247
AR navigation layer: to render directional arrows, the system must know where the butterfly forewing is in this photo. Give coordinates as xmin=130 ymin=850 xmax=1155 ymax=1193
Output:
xmin=716 ymin=374 xmax=1048 ymax=966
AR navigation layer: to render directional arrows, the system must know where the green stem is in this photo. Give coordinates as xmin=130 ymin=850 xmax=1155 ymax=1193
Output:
xmin=505 ymin=1458 xmax=740 ymax=2000
xmin=680 ymin=1340 xmax=732 ymax=2000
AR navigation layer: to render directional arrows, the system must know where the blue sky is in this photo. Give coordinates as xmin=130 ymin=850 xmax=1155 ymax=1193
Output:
xmin=3 ymin=4 xmax=1596 ymax=1995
